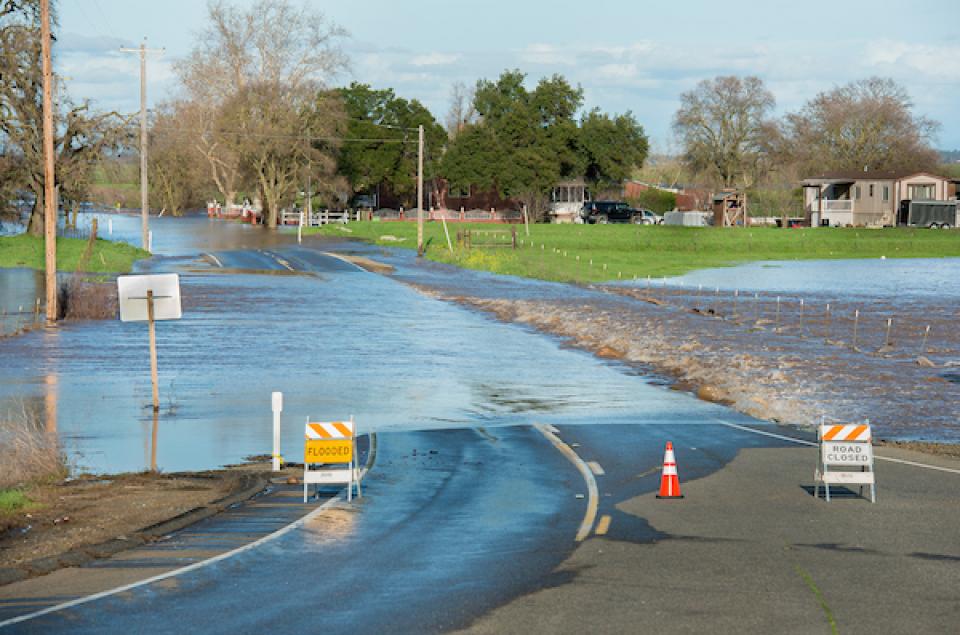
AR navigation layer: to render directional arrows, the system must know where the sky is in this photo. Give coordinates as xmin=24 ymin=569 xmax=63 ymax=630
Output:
xmin=55 ymin=0 xmax=960 ymax=151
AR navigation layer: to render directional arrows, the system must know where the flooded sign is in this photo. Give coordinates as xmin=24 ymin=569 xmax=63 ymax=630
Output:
xmin=303 ymin=417 xmax=361 ymax=502
xmin=814 ymin=420 xmax=876 ymax=503
xmin=305 ymin=439 xmax=353 ymax=463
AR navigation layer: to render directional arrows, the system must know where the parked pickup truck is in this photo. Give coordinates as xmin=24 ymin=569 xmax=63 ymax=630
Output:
xmin=581 ymin=201 xmax=662 ymax=224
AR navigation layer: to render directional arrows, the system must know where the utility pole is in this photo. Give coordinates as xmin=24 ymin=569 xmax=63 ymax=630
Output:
xmin=40 ymin=0 xmax=56 ymax=326
xmin=417 ymin=124 xmax=424 ymax=256
xmin=121 ymin=39 xmax=164 ymax=252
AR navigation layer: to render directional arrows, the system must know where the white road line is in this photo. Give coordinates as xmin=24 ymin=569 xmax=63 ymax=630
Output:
xmin=587 ymin=461 xmax=606 ymax=476
xmin=205 ymin=253 xmax=223 ymax=268
xmin=321 ymin=252 xmax=369 ymax=273
xmin=534 ymin=423 xmax=598 ymax=542
xmin=0 ymin=459 xmax=375 ymax=629
xmin=714 ymin=419 xmax=960 ymax=475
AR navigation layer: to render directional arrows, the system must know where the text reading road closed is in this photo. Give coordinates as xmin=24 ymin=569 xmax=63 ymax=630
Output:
xmin=305 ymin=439 xmax=353 ymax=464
xmin=823 ymin=442 xmax=873 ymax=464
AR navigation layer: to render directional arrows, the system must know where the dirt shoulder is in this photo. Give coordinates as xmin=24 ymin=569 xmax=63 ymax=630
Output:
xmin=0 ymin=462 xmax=273 ymax=581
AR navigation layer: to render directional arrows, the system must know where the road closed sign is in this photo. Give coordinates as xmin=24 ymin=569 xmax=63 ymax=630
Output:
xmin=305 ymin=439 xmax=353 ymax=464
xmin=822 ymin=441 xmax=873 ymax=465
xmin=814 ymin=420 xmax=876 ymax=503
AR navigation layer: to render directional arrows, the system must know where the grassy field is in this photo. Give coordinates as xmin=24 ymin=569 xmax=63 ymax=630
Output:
xmin=0 ymin=234 xmax=149 ymax=272
xmin=309 ymin=222 xmax=960 ymax=282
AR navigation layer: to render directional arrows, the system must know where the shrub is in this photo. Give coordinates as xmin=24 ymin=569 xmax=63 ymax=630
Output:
xmin=0 ymin=403 xmax=68 ymax=489
xmin=628 ymin=188 xmax=677 ymax=213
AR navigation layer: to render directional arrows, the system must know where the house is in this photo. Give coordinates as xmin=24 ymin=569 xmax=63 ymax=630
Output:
xmin=549 ymin=179 xmax=590 ymax=223
xmin=801 ymin=170 xmax=960 ymax=227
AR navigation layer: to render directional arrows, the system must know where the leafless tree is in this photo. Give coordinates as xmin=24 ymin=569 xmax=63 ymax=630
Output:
xmin=0 ymin=0 xmax=129 ymax=233
xmin=672 ymin=76 xmax=777 ymax=188
xmin=219 ymin=83 xmax=342 ymax=228
xmin=148 ymin=103 xmax=209 ymax=215
xmin=784 ymin=77 xmax=940 ymax=174
xmin=445 ymin=81 xmax=476 ymax=139
xmin=173 ymin=0 xmax=348 ymax=211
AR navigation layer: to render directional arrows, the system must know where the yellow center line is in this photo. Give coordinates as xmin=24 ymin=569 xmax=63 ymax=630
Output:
xmin=595 ymin=515 xmax=612 ymax=536
xmin=587 ymin=461 xmax=605 ymax=476
xmin=534 ymin=423 xmax=599 ymax=542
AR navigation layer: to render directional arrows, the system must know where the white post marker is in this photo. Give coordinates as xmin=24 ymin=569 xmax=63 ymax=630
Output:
xmin=303 ymin=417 xmax=362 ymax=503
xmin=117 ymin=274 xmax=182 ymax=412
xmin=814 ymin=419 xmax=876 ymax=503
xmin=271 ymin=392 xmax=283 ymax=471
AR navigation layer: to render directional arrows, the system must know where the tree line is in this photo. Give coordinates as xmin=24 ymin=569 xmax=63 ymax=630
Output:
xmin=1 ymin=0 xmax=949 ymax=232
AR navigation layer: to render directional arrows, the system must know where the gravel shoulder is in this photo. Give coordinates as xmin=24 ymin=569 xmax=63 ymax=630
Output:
xmin=0 ymin=461 xmax=279 ymax=583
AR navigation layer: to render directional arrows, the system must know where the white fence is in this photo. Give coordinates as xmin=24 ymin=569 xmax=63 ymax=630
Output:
xmin=280 ymin=209 xmax=364 ymax=226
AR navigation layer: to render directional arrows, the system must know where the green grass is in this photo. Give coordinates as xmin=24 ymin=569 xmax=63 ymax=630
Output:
xmin=0 ymin=489 xmax=32 ymax=514
xmin=308 ymin=222 xmax=960 ymax=283
xmin=0 ymin=234 xmax=150 ymax=272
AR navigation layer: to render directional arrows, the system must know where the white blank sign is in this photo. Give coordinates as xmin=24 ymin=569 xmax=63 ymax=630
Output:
xmin=117 ymin=274 xmax=182 ymax=322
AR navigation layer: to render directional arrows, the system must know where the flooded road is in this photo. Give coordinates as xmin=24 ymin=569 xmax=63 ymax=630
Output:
xmin=0 ymin=216 xmax=744 ymax=474
xmin=2 ymin=216 xmax=958 ymax=474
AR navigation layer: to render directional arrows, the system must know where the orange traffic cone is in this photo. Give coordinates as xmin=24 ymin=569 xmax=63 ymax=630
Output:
xmin=656 ymin=441 xmax=684 ymax=499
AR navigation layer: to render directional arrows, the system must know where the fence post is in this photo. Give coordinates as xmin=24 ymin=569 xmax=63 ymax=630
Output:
xmin=852 ymin=309 xmax=860 ymax=350
xmin=920 ymin=325 xmax=930 ymax=354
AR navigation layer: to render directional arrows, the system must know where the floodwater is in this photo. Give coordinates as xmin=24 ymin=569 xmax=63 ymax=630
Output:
xmin=667 ymin=257 xmax=960 ymax=299
xmin=0 ymin=215 xmax=742 ymax=474
xmin=1 ymin=216 xmax=958 ymax=474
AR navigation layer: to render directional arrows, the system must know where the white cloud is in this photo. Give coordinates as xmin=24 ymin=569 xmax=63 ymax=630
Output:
xmin=520 ymin=43 xmax=575 ymax=66
xmin=865 ymin=40 xmax=960 ymax=81
xmin=411 ymin=52 xmax=461 ymax=67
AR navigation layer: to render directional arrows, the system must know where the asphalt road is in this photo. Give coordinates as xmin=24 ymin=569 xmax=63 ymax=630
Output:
xmin=3 ymin=245 xmax=958 ymax=634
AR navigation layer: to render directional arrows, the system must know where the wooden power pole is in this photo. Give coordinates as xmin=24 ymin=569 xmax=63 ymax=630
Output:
xmin=40 ymin=0 xmax=56 ymax=326
xmin=417 ymin=124 xmax=424 ymax=256
xmin=121 ymin=39 xmax=163 ymax=252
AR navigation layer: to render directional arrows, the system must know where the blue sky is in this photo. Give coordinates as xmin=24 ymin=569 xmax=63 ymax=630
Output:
xmin=56 ymin=0 xmax=960 ymax=150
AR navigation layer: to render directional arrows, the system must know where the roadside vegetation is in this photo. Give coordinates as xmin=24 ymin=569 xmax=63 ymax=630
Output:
xmin=311 ymin=222 xmax=960 ymax=282
xmin=0 ymin=234 xmax=148 ymax=272
xmin=0 ymin=406 xmax=67 ymax=530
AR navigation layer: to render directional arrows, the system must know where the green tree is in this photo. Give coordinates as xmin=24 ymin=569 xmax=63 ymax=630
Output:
xmin=442 ymin=71 xmax=580 ymax=218
xmin=336 ymin=82 xmax=445 ymax=205
xmin=441 ymin=70 xmax=647 ymax=219
xmin=580 ymin=109 xmax=648 ymax=189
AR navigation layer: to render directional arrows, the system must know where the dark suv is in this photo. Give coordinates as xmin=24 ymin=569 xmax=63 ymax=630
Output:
xmin=581 ymin=200 xmax=645 ymax=224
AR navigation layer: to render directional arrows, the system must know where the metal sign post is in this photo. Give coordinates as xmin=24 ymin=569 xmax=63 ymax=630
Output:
xmin=814 ymin=419 xmax=876 ymax=503
xmin=117 ymin=274 xmax=182 ymax=412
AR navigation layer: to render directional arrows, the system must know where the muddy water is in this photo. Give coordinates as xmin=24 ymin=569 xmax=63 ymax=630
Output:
xmin=366 ymin=247 xmax=960 ymax=444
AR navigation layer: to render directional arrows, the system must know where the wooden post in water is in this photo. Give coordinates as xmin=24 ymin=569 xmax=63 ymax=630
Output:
xmin=920 ymin=325 xmax=930 ymax=353
xmin=883 ymin=318 xmax=893 ymax=350
xmin=147 ymin=290 xmax=160 ymax=412
xmin=852 ymin=309 xmax=860 ymax=350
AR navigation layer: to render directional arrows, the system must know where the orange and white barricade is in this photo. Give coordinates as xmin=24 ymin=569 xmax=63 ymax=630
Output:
xmin=814 ymin=419 xmax=876 ymax=503
xmin=303 ymin=416 xmax=362 ymax=502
